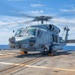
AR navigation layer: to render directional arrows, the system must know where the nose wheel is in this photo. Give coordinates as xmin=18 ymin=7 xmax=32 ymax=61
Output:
xmin=20 ymin=48 xmax=28 ymax=54
xmin=20 ymin=51 xmax=28 ymax=54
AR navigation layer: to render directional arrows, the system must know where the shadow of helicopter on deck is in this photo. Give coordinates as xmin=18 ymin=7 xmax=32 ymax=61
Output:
xmin=15 ymin=50 xmax=72 ymax=58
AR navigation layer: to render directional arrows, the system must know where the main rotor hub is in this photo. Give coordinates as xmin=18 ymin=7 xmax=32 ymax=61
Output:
xmin=33 ymin=16 xmax=52 ymax=24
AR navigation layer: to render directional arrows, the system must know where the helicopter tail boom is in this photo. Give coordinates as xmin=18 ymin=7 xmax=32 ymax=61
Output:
xmin=67 ymin=40 xmax=75 ymax=43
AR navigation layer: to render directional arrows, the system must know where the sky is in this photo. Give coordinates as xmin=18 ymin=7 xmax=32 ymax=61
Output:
xmin=0 ymin=0 xmax=75 ymax=45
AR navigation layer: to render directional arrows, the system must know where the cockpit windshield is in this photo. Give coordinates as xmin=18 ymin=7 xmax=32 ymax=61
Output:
xmin=26 ymin=29 xmax=36 ymax=36
xmin=15 ymin=28 xmax=26 ymax=37
xmin=15 ymin=30 xmax=21 ymax=36
xmin=15 ymin=28 xmax=36 ymax=37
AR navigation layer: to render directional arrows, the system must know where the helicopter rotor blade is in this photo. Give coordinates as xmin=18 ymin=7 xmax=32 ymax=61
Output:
xmin=18 ymin=13 xmax=53 ymax=19
xmin=18 ymin=14 xmax=35 ymax=18
xmin=2 ymin=20 xmax=34 ymax=26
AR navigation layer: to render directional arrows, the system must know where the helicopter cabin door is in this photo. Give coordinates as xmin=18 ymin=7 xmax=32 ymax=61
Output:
xmin=41 ymin=30 xmax=50 ymax=45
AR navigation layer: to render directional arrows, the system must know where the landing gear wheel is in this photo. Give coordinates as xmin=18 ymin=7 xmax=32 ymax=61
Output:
xmin=49 ymin=45 xmax=57 ymax=56
xmin=20 ymin=51 xmax=28 ymax=54
xmin=42 ymin=48 xmax=49 ymax=55
xmin=42 ymin=51 xmax=46 ymax=55
xmin=20 ymin=48 xmax=28 ymax=54
xmin=52 ymin=50 xmax=57 ymax=56
xmin=48 ymin=46 xmax=53 ymax=56
xmin=24 ymin=51 xmax=28 ymax=54
xmin=48 ymin=50 xmax=57 ymax=56
xmin=48 ymin=46 xmax=57 ymax=56
xmin=42 ymin=51 xmax=49 ymax=55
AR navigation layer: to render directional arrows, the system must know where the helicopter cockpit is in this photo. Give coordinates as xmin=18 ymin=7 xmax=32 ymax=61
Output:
xmin=15 ymin=28 xmax=37 ymax=37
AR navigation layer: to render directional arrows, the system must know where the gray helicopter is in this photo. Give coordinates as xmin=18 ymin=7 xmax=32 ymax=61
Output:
xmin=9 ymin=16 xmax=75 ymax=55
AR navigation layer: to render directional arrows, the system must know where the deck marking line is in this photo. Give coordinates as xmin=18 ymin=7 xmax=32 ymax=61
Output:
xmin=0 ymin=62 xmax=20 ymax=65
xmin=0 ymin=53 xmax=15 ymax=55
xmin=0 ymin=54 xmax=5 ymax=55
xmin=0 ymin=62 xmax=75 ymax=72
xmin=26 ymin=65 xmax=75 ymax=72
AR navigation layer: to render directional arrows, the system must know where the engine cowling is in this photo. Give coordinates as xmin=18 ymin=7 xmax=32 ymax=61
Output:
xmin=48 ymin=24 xmax=60 ymax=33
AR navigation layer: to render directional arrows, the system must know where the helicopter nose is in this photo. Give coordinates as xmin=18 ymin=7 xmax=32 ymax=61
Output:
xmin=9 ymin=37 xmax=15 ymax=43
xmin=29 ymin=37 xmax=36 ymax=46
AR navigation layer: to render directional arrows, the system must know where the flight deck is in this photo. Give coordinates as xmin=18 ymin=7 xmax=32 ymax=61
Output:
xmin=0 ymin=49 xmax=75 ymax=75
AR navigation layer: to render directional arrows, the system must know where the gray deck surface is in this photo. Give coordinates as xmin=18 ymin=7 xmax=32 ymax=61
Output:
xmin=0 ymin=49 xmax=75 ymax=75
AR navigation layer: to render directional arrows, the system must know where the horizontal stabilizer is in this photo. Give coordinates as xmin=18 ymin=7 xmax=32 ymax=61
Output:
xmin=67 ymin=40 xmax=75 ymax=43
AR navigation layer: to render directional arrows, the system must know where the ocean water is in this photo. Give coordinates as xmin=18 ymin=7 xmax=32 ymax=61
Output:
xmin=0 ymin=45 xmax=75 ymax=50
xmin=0 ymin=45 xmax=10 ymax=49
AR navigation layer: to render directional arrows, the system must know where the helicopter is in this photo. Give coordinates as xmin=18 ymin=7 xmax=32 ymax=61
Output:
xmin=9 ymin=15 xmax=75 ymax=56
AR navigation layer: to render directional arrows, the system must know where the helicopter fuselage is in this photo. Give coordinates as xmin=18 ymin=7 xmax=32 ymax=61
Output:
xmin=9 ymin=24 xmax=65 ymax=54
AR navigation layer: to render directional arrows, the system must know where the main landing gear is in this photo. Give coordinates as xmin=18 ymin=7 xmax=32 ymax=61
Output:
xmin=42 ymin=46 xmax=57 ymax=56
